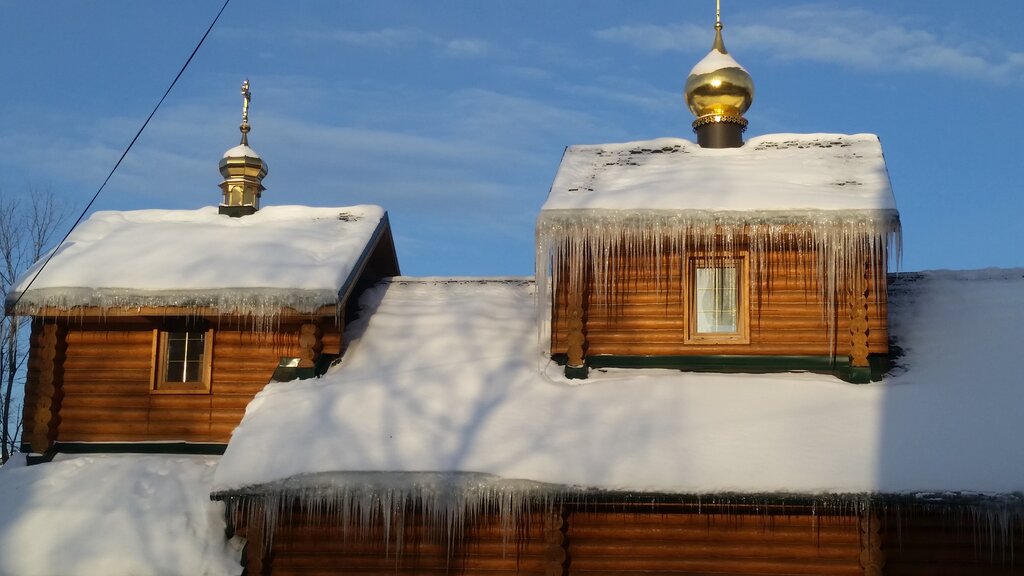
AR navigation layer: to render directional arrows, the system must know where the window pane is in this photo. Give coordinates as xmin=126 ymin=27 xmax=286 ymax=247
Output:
xmin=163 ymin=331 xmax=206 ymax=384
xmin=165 ymin=360 xmax=186 ymax=383
xmin=184 ymin=360 xmax=202 ymax=382
xmin=695 ymin=266 xmax=739 ymax=333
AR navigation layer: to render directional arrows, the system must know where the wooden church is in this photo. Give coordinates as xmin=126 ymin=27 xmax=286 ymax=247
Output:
xmin=2 ymin=6 xmax=1023 ymax=576
xmin=9 ymin=81 xmax=399 ymax=456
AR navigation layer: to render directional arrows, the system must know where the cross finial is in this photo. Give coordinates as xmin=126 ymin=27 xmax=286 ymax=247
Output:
xmin=239 ymin=79 xmax=251 ymax=145
xmin=715 ymin=0 xmax=722 ymax=30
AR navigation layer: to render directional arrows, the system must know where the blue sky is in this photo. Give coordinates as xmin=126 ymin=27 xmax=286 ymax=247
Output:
xmin=1 ymin=1 xmax=1022 ymax=276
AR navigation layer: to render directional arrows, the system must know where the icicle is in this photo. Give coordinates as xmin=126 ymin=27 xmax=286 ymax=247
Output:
xmin=218 ymin=472 xmax=565 ymax=560
xmin=7 ymin=287 xmax=342 ymax=334
xmin=536 ymin=208 xmax=902 ymax=351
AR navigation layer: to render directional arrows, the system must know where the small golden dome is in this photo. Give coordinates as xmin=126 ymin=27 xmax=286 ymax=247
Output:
xmin=684 ymin=24 xmax=754 ymax=126
xmin=219 ymin=80 xmax=268 ymax=217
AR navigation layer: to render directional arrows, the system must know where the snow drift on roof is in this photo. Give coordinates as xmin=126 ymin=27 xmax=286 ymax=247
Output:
xmin=543 ymin=133 xmax=896 ymax=212
xmin=0 ymin=454 xmax=241 ymax=576
xmin=215 ymin=270 xmax=1024 ymax=497
xmin=8 ymin=205 xmax=385 ymax=316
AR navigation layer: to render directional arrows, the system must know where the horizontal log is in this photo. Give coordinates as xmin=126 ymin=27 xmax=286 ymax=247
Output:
xmin=58 ymin=421 xmax=151 ymax=437
xmin=565 ymin=540 xmax=859 ymax=560
xmin=208 ymin=381 xmax=268 ymax=395
xmin=555 ymin=316 xmax=884 ymax=332
xmin=209 ymin=422 xmax=239 ymax=440
xmin=209 ymin=357 xmax=287 ymax=370
xmin=62 ymin=356 xmax=153 ymax=370
xmin=555 ymin=319 xmax=886 ymax=338
xmin=210 ymin=368 xmax=277 ymax=382
xmin=264 ymin=568 xmax=540 ymax=576
xmin=57 ymin=432 xmax=156 ymax=443
xmin=564 ymin=556 xmax=862 ymax=574
xmin=563 ymin=276 xmax=885 ymax=291
xmin=266 ymin=553 xmax=546 ymax=573
xmin=148 ymin=395 xmax=213 ymax=409
xmin=65 ymin=331 xmax=153 ymax=344
xmin=59 ymin=406 xmax=149 ymax=421
xmin=147 ymin=409 xmax=216 ymax=423
xmin=211 ymin=343 xmax=299 ymax=357
xmin=583 ymin=329 xmax=849 ymax=345
xmin=59 ymin=382 xmax=150 ymax=395
xmin=210 ymin=394 xmax=258 ymax=410
xmin=209 ymin=409 xmax=246 ymax=424
xmin=213 ymin=331 xmax=301 ymax=344
xmin=582 ymin=343 xmax=837 ymax=356
xmin=566 ymin=516 xmax=860 ymax=535
xmin=143 ymin=421 xmax=211 ymax=437
xmin=62 ymin=368 xmax=151 ymax=382
xmin=272 ymin=537 xmax=548 ymax=556
xmin=60 ymin=394 xmax=151 ymax=409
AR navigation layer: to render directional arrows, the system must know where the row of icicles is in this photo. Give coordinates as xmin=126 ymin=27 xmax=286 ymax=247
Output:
xmin=535 ymin=209 xmax=903 ymax=352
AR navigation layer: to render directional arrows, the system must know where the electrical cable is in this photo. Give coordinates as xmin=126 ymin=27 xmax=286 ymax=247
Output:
xmin=7 ymin=0 xmax=232 ymax=312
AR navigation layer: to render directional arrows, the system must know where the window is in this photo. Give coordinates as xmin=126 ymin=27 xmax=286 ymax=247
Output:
xmin=151 ymin=327 xmax=213 ymax=394
xmin=686 ymin=255 xmax=749 ymax=344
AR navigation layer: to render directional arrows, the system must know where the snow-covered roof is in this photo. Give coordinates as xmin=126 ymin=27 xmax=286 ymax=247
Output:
xmin=8 ymin=205 xmax=388 ymax=316
xmin=0 ymin=454 xmax=241 ymax=576
xmin=215 ymin=269 xmax=1024 ymax=496
xmin=542 ymin=133 xmax=896 ymax=213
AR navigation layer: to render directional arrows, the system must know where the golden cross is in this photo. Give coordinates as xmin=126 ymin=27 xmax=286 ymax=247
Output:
xmin=241 ymin=79 xmax=251 ymax=126
xmin=716 ymin=0 xmax=722 ymax=30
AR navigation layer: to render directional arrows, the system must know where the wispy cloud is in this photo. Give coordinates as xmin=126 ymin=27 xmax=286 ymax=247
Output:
xmin=442 ymin=38 xmax=491 ymax=58
xmin=322 ymin=27 xmax=432 ymax=49
xmin=594 ymin=6 xmax=1024 ymax=83
xmin=297 ymin=26 xmax=493 ymax=59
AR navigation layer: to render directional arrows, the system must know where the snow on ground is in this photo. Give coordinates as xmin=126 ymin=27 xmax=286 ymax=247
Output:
xmin=215 ymin=269 xmax=1024 ymax=496
xmin=0 ymin=454 xmax=241 ymax=576
xmin=8 ymin=205 xmax=385 ymax=315
xmin=543 ymin=133 xmax=896 ymax=212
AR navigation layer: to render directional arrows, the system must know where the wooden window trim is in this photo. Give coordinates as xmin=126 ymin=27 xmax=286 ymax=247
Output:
xmin=684 ymin=253 xmax=750 ymax=345
xmin=150 ymin=328 xmax=214 ymax=394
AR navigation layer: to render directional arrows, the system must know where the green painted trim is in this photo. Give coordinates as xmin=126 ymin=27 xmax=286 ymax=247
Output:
xmin=579 ymin=354 xmax=888 ymax=383
xmin=838 ymin=365 xmax=873 ymax=384
xmin=587 ymin=354 xmax=847 ymax=372
xmin=564 ymin=364 xmax=589 ymax=379
xmin=26 ymin=442 xmax=227 ymax=465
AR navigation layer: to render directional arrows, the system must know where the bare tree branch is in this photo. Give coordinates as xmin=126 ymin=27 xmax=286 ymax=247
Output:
xmin=0 ymin=187 xmax=66 ymax=462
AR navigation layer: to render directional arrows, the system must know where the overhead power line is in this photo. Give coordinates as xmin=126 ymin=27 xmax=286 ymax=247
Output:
xmin=8 ymin=0 xmax=232 ymax=311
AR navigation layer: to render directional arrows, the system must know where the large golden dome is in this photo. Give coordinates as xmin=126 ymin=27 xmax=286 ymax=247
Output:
xmin=684 ymin=24 xmax=754 ymax=127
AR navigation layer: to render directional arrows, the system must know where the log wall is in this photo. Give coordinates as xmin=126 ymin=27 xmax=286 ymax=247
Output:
xmin=23 ymin=316 xmax=341 ymax=446
xmin=565 ymin=505 xmax=863 ymax=575
xmin=235 ymin=503 xmax=1024 ymax=576
xmin=551 ymin=249 xmax=889 ymax=359
xmin=236 ymin=509 xmax=555 ymax=576
xmin=880 ymin=509 xmax=1024 ymax=576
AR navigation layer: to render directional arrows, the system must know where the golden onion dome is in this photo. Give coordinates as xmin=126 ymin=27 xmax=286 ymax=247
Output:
xmin=684 ymin=24 xmax=754 ymax=126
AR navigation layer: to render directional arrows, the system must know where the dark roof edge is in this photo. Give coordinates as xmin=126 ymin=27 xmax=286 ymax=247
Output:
xmin=336 ymin=211 xmax=399 ymax=308
xmin=211 ymin=481 xmax=1024 ymax=510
